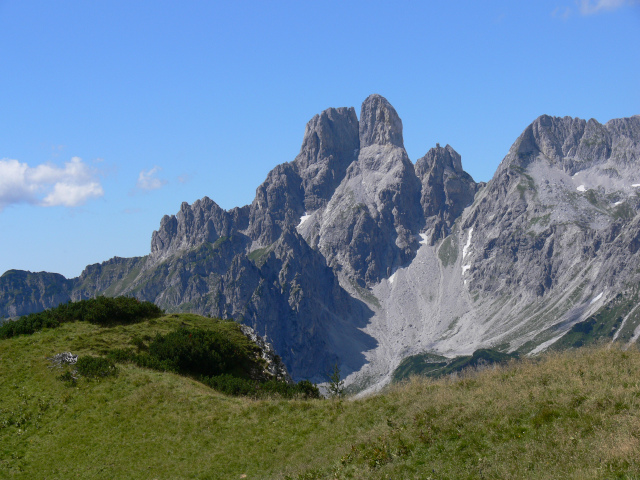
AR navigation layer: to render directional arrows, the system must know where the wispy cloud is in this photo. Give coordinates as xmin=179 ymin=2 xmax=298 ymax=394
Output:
xmin=0 ymin=157 xmax=104 ymax=211
xmin=552 ymin=6 xmax=572 ymax=18
xmin=579 ymin=0 xmax=637 ymax=14
xmin=177 ymin=173 xmax=192 ymax=184
xmin=553 ymin=0 xmax=638 ymax=17
xmin=136 ymin=166 xmax=167 ymax=191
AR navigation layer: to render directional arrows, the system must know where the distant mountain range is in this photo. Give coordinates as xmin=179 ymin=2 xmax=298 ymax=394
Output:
xmin=2 ymin=94 xmax=639 ymax=391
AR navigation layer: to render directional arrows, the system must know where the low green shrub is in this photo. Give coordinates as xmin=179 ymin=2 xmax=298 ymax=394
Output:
xmin=0 ymin=314 xmax=60 ymax=339
xmin=258 ymin=379 xmax=320 ymax=399
xmin=107 ymin=348 xmax=176 ymax=372
xmin=201 ymin=375 xmax=320 ymax=399
xmin=292 ymin=379 xmax=321 ymax=399
xmin=0 ymin=296 xmax=163 ymax=339
xmin=107 ymin=326 xmax=320 ymax=399
xmin=65 ymin=296 xmax=163 ymax=326
xmin=147 ymin=327 xmax=256 ymax=377
xmin=202 ymin=374 xmax=257 ymax=396
xmin=106 ymin=348 xmax=137 ymax=363
xmin=76 ymin=356 xmax=118 ymax=378
xmin=57 ymin=370 xmax=77 ymax=386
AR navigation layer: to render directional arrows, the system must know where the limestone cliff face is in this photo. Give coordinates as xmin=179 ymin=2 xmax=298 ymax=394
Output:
xmin=150 ymin=197 xmax=249 ymax=260
xmin=426 ymin=114 xmax=640 ymax=365
xmin=415 ymin=144 xmax=478 ymax=244
xmin=310 ymin=95 xmax=423 ymax=284
xmin=464 ymin=114 xmax=640 ymax=299
xmin=73 ymin=256 xmax=146 ymax=300
xmin=246 ymin=106 xmax=360 ymax=246
xmin=499 ymin=114 xmax=640 ymax=175
xmin=2 ymin=98 xmax=639 ymax=390
xmin=246 ymin=163 xmax=305 ymax=246
xmin=294 ymin=106 xmax=360 ymax=211
xmin=0 ymin=270 xmax=73 ymax=317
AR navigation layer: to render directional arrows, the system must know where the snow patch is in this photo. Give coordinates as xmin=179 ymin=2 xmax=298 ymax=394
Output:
xmin=298 ymin=212 xmax=311 ymax=227
xmin=462 ymin=265 xmax=471 ymax=274
xmin=462 ymin=228 xmax=473 ymax=260
xmin=633 ymin=184 xmax=640 ymax=188
xmin=419 ymin=233 xmax=429 ymax=245
xmin=388 ymin=272 xmax=397 ymax=284
xmin=576 ymin=185 xmax=586 ymax=192
xmin=614 ymin=201 xmax=623 ymax=206
xmin=590 ymin=292 xmax=604 ymax=305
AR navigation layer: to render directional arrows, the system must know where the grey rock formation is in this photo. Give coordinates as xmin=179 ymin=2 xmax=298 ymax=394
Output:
xmin=295 ymin=106 xmax=360 ymax=211
xmin=239 ymin=324 xmax=292 ymax=383
xmin=415 ymin=144 xmax=478 ymax=243
xmin=311 ymin=95 xmax=423 ymax=284
xmin=2 ymin=98 xmax=639 ymax=394
xmin=74 ymin=256 xmax=146 ymax=300
xmin=151 ymin=197 xmax=248 ymax=260
xmin=359 ymin=94 xmax=404 ymax=148
xmin=246 ymin=163 xmax=305 ymax=246
xmin=0 ymin=270 xmax=73 ymax=317
xmin=463 ymin=114 xmax=640 ymax=302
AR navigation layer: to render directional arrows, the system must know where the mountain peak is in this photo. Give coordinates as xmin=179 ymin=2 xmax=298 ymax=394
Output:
xmin=359 ymin=94 xmax=404 ymax=149
xmin=415 ymin=143 xmax=463 ymax=176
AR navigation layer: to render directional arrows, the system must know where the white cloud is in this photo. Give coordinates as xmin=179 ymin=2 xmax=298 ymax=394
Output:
xmin=136 ymin=166 xmax=167 ymax=191
xmin=42 ymin=181 xmax=104 ymax=207
xmin=0 ymin=156 xmax=104 ymax=211
xmin=579 ymin=0 xmax=637 ymax=14
xmin=552 ymin=0 xmax=637 ymax=18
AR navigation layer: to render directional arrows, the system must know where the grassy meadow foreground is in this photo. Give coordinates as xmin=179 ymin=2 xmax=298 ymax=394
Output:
xmin=2 ymin=309 xmax=640 ymax=479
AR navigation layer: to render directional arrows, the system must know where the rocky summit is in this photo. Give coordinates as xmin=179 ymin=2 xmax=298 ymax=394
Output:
xmin=2 ymin=95 xmax=639 ymax=391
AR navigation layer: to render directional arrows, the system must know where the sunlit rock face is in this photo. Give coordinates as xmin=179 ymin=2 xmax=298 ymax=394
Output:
xmin=2 ymin=96 xmax=639 ymax=393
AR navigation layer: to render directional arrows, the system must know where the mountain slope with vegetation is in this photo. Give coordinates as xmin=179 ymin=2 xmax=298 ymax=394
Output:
xmin=2 ymin=304 xmax=640 ymax=479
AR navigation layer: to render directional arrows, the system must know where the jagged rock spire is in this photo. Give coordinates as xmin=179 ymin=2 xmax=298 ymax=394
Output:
xmin=359 ymin=94 xmax=404 ymax=149
xmin=295 ymin=107 xmax=360 ymax=210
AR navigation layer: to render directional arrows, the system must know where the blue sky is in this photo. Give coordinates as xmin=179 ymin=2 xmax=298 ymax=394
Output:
xmin=1 ymin=0 xmax=639 ymax=278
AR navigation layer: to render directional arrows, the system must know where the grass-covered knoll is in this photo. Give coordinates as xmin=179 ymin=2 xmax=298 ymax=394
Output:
xmin=107 ymin=322 xmax=319 ymax=399
xmin=2 ymin=297 xmax=318 ymax=400
xmin=3 ymin=315 xmax=640 ymax=479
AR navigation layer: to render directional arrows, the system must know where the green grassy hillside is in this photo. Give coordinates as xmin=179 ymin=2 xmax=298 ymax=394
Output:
xmin=2 ymin=309 xmax=640 ymax=478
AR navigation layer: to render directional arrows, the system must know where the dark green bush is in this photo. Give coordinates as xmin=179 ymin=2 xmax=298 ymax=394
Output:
xmin=147 ymin=327 xmax=251 ymax=377
xmin=76 ymin=356 xmax=118 ymax=378
xmin=57 ymin=370 xmax=77 ymax=386
xmin=130 ymin=353 xmax=177 ymax=372
xmin=65 ymin=296 xmax=163 ymax=326
xmin=107 ymin=348 xmax=176 ymax=372
xmin=201 ymin=375 xmax=320 ymax=399
xmin=0 ymin=314 xmax=60 ymax=339
xmin=106 ymin=348 xmax=137 ymax=363
xmin=202 ymin=374 xmax=257 ymax=396
xmin=290 ymin=379 xmax=320 ymax=399
xmin=0 ymin=296 xmax=163 ymax=339
xmin=107 ymin=326 xmax=319 ymax=399
xmin=259 ymin=379 xmax=320 ymax=399
xmin=131 ymin=335 xmax=149 ymax=351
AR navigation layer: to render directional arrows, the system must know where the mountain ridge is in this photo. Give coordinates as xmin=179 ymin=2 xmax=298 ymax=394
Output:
xmin=2 ymin=95 xmax=639 ymax=390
